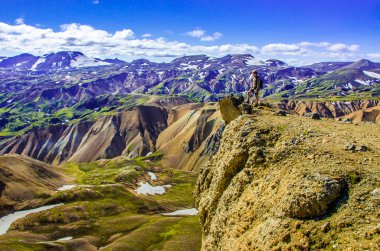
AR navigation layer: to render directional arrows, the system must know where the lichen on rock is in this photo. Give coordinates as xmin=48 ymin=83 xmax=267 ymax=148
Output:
xmin=194 ymin=108 xmax=380 ymax=250
xmin=280 ymin=174 xmax=344 ymax=218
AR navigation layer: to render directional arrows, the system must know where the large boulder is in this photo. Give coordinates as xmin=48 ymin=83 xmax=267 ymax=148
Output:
xmin=219 ymin=98 xmax=242 ymax=123
xmin=280 ymin=174 xmax=343 ymax=218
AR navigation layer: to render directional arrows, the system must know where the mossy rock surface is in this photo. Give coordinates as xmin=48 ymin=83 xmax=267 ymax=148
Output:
xmin=218 ymin=98 xmax=241 ymax=123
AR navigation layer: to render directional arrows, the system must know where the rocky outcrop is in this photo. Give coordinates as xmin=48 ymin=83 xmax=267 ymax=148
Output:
xmin=218 ymin=98 xmax=241 ymax=123
xmin=280 ymin=174 xmax=343 ymax=218
xmin=202 ymin=124 xmax=225 ymax=156
xmin=185 ymin=109 xmax=217 ymax=153
xmin=194 ymin=109 xmax=380 ymax=250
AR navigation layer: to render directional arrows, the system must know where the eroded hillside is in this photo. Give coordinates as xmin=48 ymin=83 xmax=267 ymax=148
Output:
xmin=277 ymin=99 xmax=379 ymax=120
xmin=0 ymin=100 xmax=223 ymax=171
xmin=194 ymin=106 xmax=380 ymax=250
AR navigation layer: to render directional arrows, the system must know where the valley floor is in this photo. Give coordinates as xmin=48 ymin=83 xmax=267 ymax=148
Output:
xmin=0 ymin=155 xmax=201 ymax=251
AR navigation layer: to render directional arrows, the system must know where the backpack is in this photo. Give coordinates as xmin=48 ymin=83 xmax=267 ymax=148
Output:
xmin=256 ymin=76 xmax=263 ymax=89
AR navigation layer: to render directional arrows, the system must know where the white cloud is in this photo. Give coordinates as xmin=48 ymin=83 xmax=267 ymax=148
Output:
xmin=0 ymin=21 xmax=371 ymax=64
xmin=15 ymin=18 xmax=24 ymax=25
xmin=186 ymin=28 xmax=222 ymax=42
xmin=327 ymin=43 xmax=359 ymax=52
xmin=259 ymin=42 xmax=367 ymax=62
xmin=298 ymin=41 xmax=330 ymax=47
xmin=92 ymin=0 xmax=100 ymax=4
xmin=186 ymin=28 xmax=205 ymax=38
xmin=262 ymin=43 xmax=302 ymax=53
xmin=142 ymin=33 xmax=152 ymax=38
xmin=200 ymin=32 xmax=223 ymax=42
xmin=0 ymin=22 xmax=257 ymax=59
xmin=113 ymin=29 xmax=135 ymax=40
xmin=367 ymin=53 xmax=380 ymax=60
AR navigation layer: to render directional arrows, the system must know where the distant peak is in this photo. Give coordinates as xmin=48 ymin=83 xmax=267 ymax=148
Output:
xmin=171 ymin=54 xmax=208 ymax=61
xmin=56 ymin=51 xmax=84 ymax=56
xmin=131 ymin=58 xmax=151 ymax=64
xmin=344 ymin=58 xmax=380 ymax=70
xmin=18 ymin=53 xmax=35 ymax=57
xmin=265 ymin=59 xmax=287 ymax=66
xmin=231 ymin=54 xmax=254 ymax=58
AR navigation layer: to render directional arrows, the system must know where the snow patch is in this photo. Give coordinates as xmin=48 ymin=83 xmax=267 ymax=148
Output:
xmin=148 ymin=172 xmax=157 ymax=181
xmin=363 ymin=70 xmax=380 ymax=79
xmin=135 ymin=182 xmax=167 ymax=195
xmin=158 ymin=71 xmax=165 ymax=79
xmin=162 ymin=208 xmax=198 ymax=216
xmin=289 ymin=77 xmax=304 ymax=84
xmin=245 ymin=58 xmax=265 ymax=66
xmin=0 ymin=204 xmax=64 ymax=235
xmin=180 ymin=63 xmax=198 ymax=70
xmin=70 ymin=55 xmax=110 ymax=68
xmin=202 ymin=64 xmax=211 ymax=69
xmin=355 ymin=79 xmax=371 ymax=86
xmin=56 ymin=236 xmax=73 ymax=241
xmin=57 ymin=185 xmax=76 ymax=191
xmin=15 ymin=61 xmax=29 ymax=67
xmin=31 ymin=57 xmax=46 ymax=70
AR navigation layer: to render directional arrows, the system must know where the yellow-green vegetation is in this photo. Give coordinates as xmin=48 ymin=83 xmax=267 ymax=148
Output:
xmin=0 ymin=157 xmax=201 ymax=250
xmin=53 ymin=107 xmax=75 ymax=120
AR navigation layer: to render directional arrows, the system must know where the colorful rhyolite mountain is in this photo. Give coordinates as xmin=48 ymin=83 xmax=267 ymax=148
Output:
xmin=0 ymin=52 xmax=379 ymax=101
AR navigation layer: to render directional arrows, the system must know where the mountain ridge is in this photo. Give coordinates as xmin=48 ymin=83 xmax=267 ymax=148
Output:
xmin=3 ymin=51 xmax=379 ymax=71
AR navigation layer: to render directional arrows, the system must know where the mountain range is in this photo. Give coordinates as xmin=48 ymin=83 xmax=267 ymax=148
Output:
xmin=0 ymin=51 xmax=379 ymax=141
xmin=1 ymin=51 xmax=379 ymax=101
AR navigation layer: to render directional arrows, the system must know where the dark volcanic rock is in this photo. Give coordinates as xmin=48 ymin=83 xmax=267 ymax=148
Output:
xmin=203 ymin=124 xmax=225 ymax=156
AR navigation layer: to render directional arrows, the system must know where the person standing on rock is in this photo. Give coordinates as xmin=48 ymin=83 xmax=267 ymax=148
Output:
xmin=246 ymin=70 xmax=263 ymax=106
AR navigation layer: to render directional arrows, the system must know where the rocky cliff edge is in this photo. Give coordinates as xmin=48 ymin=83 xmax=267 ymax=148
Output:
xmin=194 ymin=105 xmax=380 ymax=250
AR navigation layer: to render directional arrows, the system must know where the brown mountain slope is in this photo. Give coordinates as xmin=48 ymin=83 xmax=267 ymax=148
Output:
xmin=157 ymin=102 xmax=223 ymax=171
xmin=0 ymin=102 xmax=223 ymax=170
xmin=0 ymin=106 xmax=168 ymax=165
xmin=342 ymin=106 xmax=380 ymax=124
xmin=0 ymin=154 xmax=72 ymax=216
xmin=194 ymin=105 xmax=380 ymax=250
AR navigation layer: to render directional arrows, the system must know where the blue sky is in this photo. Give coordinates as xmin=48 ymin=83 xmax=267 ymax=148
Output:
xmin=0 ymin=0 xmax=379 ymax=64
